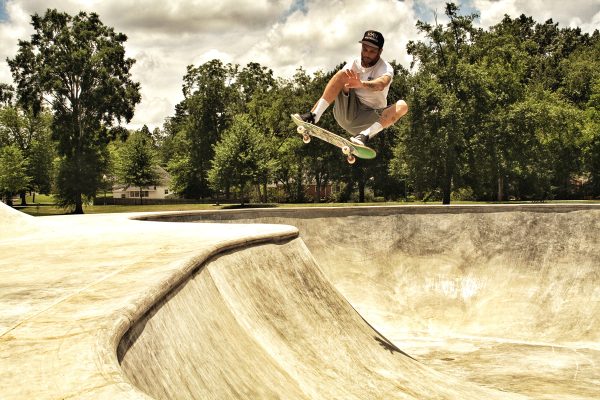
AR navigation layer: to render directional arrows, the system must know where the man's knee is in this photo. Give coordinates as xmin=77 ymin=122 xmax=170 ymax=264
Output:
xmin=395 ymin=100 xmax=408 ymax=116
xmin=380 ymin=100 xmax=408 ymax=128
xmin=332 ymin=69 xmax=349 ymax=84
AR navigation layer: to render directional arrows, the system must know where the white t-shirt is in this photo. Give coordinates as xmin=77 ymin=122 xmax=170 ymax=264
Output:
xmin=343 ymin=56 xmax=394 ymax=109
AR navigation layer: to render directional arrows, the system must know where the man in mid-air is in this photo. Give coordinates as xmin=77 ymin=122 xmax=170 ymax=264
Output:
xmin=298 ymin=30 xmax=408 ymax=146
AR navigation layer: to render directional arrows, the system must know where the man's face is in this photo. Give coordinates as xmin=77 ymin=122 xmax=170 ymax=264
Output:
xmin=360 ymin=44 xmax=382 ymax=67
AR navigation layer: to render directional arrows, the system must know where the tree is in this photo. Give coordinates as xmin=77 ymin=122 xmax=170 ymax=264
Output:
xmin=25 ymin=114 xmax=55 ymax=201
xmin=259 ymin=74 xmax=307 ymax=202
xmin=208 ymin=114 xmax=275 ymax=205
xmin=389 ymin=73 xmax=449 ymax=201
xmin=114 ymin=130 xmax=160 ymax=205
xmin=394 ymin=4 xmax=595 ymax=203
xmin=467 ymin=14 xmax=594 ymax=200
xmin=400 ymin=3 xmax=481 ymax=204
xmin=8 ymin=9 xmax=140 ymax=213
xmin=0 ymin=145 xmax=31 ymax=206
xmin=465 ymin=16 xmax=530 ymax=201
xmin=270 ymin=68 xmax=315 ymax=203
xmin=500 ymin=88 xmax=584 ymax=200
xmin=583 ymin=78 xmax=600 ymax=195
xmin=0 ymin=102 xmax=55 ymax=204
xmin=240 ymin=63 xmax=278 ymax=202
xmin=0 ymin=84 xmax=13 ymax=107
xmin=559 ymin=38 xmax=600 ymax=106
xmin=167 ymin=60 xmax=236 ymax=199
xmin=235 ymin=62 xmax=276 ymax=108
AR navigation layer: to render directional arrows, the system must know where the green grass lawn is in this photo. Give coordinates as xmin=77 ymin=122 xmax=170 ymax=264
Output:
xmin=17 ymin=202 xmax=226 ymax=216
xmin=14 ymin=198 xmax=600 ymax=217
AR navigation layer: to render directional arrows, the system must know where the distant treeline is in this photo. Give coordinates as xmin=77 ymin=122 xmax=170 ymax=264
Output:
xmin=1 ymin=4 xmax=599 ymax=212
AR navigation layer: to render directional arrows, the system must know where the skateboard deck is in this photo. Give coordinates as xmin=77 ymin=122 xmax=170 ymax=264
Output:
xmin=291 ymin=114 xmax=376 ymax=164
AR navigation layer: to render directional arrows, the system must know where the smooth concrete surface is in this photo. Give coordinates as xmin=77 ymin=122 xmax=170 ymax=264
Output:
xmin=0 ymin=202 xmax=298 ymax=399
xmin=2 ymin=203 xmax=600 ymax=399
xmin=118 ymin=238 xmax=523 ymax=400
xmin=130 ymin=204 xmax=600 ymax=399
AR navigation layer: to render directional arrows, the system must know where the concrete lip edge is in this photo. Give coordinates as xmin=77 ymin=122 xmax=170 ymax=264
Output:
xmin=133 ymin=203 xmax=600 ymax=223
xmin=101 ymin=224 xmax=300 ymax=397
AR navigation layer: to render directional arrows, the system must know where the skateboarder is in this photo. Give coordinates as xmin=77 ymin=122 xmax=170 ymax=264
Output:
xmin=298 ymin=30 xmax=408 ymax=146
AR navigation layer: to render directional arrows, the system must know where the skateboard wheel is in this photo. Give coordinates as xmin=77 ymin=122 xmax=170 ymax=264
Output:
xmin=347 ymin=155 xmax=356 ymax=164
xmin=342 ymin=145 xmax=351 ymax=155
xmin=297 ymin=126 xmax=306 ymax=134
xmin=302 ymin=134 xmax=311 ymax=143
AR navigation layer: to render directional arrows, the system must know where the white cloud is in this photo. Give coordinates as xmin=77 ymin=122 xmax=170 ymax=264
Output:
xmin=473 ymin=0 xmax=600 ymax=30
xmin=98 ymin=0 xmax=292 ymax=34
xmin=244 ymin=0 xmax=418 ymax=77
xmin=1 ymin=0 xmax=598 ymax=130
xmin=0 ymin=1 xmax=33 ymax=86
xmin=192 ymin=49 xmax=234 ymax=66
xmin=134 ymin=94 xmax=174 ymax=130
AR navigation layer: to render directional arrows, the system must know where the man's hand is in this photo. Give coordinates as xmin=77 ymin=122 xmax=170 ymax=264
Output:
xmin=344 ymin=69 xmax=391 ymax=91
xmin=344 ymin=70 xmax=363 ymax=89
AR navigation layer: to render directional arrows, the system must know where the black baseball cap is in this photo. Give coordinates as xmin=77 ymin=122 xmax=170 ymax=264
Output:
xmin=359 ymin=30 xmax=384 ymax=49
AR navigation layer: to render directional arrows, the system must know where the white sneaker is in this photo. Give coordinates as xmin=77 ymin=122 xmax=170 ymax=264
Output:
xmin=351 ymin=134 xmax=368 ymax=146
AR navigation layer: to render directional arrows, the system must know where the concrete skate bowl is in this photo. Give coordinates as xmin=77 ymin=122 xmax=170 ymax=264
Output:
xmin=120 ymin=205 xmax=600 ymax=399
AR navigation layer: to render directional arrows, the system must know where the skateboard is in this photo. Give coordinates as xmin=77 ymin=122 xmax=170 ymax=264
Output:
xmin=291 ymin=114 xmax=377 ymax=164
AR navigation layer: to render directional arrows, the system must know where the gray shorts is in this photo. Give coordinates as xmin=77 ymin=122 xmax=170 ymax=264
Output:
xmin=333 ymin=89 xmax=383 ymax=135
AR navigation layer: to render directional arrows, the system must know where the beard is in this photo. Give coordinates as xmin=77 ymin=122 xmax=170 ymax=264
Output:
xmin=361 ymin=55 xmax=379 ymax=67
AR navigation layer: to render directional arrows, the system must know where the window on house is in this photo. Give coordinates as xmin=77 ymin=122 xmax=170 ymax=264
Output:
xmin=129 ymin=191 xmax=149 ymax=198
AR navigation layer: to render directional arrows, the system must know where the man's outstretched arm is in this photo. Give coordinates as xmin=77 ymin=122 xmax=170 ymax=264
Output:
xmin=344 ymin=70 xmax=391 ymax=91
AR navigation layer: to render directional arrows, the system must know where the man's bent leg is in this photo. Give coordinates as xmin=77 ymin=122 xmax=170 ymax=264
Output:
xmin=333 ymin=89 xmax=369 ymax=135
xmin=351 ymin=100 xmax=408 ymax=145
xmin=379 ymin=100 xmax=408 ymax=128
xmin=319 ymin=69 xmax=352 ymax=104
xmin=307 ymin=70 xmax=352 ymax=123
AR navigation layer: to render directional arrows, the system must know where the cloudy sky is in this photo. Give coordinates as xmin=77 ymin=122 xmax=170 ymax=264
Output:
xmin=1 ymin=0 xmax=598 ymax=130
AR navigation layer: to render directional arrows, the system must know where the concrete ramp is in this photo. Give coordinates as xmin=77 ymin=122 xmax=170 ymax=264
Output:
xmin=123 ymin=205 xmax=600 ymax=399
xmin=0 ymin=202 xmax=37 ymax=239
xmin=119 ymin=238 xmax=521 ymax=399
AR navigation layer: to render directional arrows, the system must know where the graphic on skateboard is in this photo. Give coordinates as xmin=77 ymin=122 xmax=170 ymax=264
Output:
xmin=291 ymin=114 xmax=376 ymax=164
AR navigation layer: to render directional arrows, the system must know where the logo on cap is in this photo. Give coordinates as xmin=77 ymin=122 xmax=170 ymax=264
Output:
xmin=359 ymin=30 xmax=384 ymax=49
